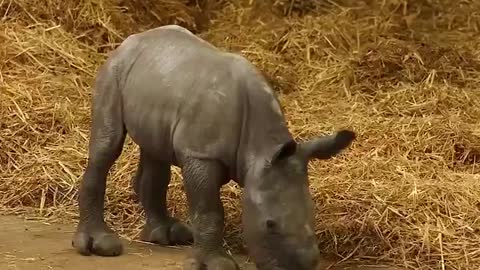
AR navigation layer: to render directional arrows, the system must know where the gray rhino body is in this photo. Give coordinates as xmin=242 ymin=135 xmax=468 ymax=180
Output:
xmin=73 ymin=25 xmax=356 ymax=270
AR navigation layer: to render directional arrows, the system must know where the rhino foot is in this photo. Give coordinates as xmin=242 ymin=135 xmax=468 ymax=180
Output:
xmin=140 ymin=218 xmax=193 ymax=246
xmin=183 ymin=251 xmax=240 ymax=270
xmin=72 ymin=223 xmax=123 ymax=256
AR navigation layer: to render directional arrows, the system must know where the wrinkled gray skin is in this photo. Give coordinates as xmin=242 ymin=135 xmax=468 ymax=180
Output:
xmin=72 ymin=25 xmax=356 ymax=270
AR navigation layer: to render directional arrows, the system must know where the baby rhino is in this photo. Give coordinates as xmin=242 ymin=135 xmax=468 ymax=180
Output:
xmin=72 ymin=25 xmax=356 ymax=270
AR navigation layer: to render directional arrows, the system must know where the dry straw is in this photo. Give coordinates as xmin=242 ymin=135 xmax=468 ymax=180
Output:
xmin=1 ymin=0 xmax=480 ymax=269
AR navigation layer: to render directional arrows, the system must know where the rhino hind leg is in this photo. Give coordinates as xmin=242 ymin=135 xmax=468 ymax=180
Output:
xmin=72 ymin=64 xmax=126 ymax=257
xmin=134 ymin=149 xmax=193 ymax=246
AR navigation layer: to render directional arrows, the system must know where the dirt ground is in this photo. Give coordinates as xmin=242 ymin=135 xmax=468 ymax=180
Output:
xmin=0 ymin=215 xmax=402 ymax=270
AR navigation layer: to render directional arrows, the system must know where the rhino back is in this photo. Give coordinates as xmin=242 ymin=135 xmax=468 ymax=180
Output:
xmin=115 ymin=28 xmax=248 ymax=167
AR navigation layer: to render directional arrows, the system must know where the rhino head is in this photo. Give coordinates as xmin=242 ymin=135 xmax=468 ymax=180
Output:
xmin=242 ymin=130 xmax=356 ymax=270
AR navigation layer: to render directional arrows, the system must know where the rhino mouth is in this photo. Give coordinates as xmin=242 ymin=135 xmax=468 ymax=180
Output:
xmin=248 ymin=246 xmax=315 ymax=270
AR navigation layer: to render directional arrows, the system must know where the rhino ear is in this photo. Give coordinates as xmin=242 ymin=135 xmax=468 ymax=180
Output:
xmin=299 ymin=130 xmax=356 ymax=161
xmin=270 ymin=139 xmax=297 ymax=164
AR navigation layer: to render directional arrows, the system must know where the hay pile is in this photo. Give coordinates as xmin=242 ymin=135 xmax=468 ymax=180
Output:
xmin=2 ymin=0 xmax=480 ymax=269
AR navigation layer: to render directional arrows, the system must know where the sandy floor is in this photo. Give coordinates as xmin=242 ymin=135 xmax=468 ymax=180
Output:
xmin=0 ymin=215 xmax=401 ymax=270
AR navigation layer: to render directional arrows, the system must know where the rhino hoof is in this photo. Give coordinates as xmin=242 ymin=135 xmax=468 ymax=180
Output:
xmin=183 ymin=253 xmax=239 ymax=270
xmin=140 ymin=219 xmax=193 ymax=246
xmin=170 ymin=222 xmax=194 ymax=245
xmin=73 ymin=230 xmax=123 ymax=257
xmin=183 ymin=257 xmax=203 ymax=270
xmin=206 ymin=255 xmax=240 ymax=270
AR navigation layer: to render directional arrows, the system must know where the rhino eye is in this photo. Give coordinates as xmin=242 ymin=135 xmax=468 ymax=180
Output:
xmin=265 ymin=219 xmax=276 ymax=231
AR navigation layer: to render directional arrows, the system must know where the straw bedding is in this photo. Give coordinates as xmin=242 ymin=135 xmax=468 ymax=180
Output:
xmin=1 ymin=0 xmax=480 ymax=269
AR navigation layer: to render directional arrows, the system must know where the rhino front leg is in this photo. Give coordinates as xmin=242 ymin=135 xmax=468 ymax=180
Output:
xmin=72 ymin=63 xmax=126 ymax=257
xmin=181 ymin=157 xmax=239 ymax=270
xmin=133 ymin=149 xmax=193 ymax=245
